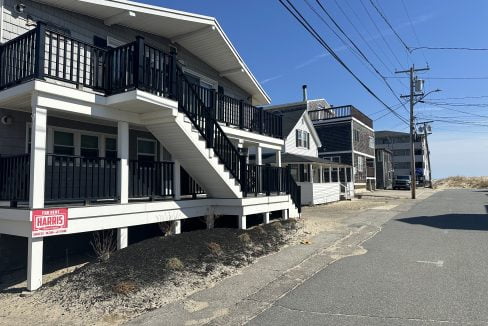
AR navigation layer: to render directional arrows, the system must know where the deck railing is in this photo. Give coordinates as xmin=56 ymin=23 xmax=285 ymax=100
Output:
xmin=45 ymin=154 xmax=119 ymax=202
xmin=129 ymin=160 xmax=174 ymax=199
xmin=0 ymin=154 xmax=30 ymax=203
xmin=308 ymin=105 xmax=373 ymax=128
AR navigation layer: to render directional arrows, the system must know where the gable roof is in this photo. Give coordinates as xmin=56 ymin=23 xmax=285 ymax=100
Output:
xmin=33 ymin=0 xmax=271 ymax=105
xmin=264 ymin=102 xmax=321 ymax=147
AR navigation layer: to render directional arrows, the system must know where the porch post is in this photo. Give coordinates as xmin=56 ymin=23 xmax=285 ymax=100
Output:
xmin=27 ymin=237 xmax=43 ymax=291
xmin=319 ymin=165 xmax=323 ymax=183
xmin=29 ymin=100 xmax=47 ymax=209
xmin=282 ymin=209 xmax=289 ymax=220
xmin=173 ymin=160 xmax=181 ymax=200
xmin=264 ymin=212 xmax=270 ymax=224
xmin=345 ymin=167 xmax=349 ymax=183
xmin=256 ymin=145 xmax=262 ymax=165
xmin=336 ymin=168 xmax=340 ymax=183
xmin=117 ymin=227 xmax=128 ymax=250
xmin=171 ymin=220 xmax=181 ymax=235
xmin=329 ymin=167 xmax=332 ymax=183
xmin=309 ymin=164 xmax=314 ymax=183
xmin=117 ymin=121 xmax=129 ymax=204
xmin=276 ymin=150 xmax=282 ymax=167
xmin=238 ymin=215 xmax=247 ymax=230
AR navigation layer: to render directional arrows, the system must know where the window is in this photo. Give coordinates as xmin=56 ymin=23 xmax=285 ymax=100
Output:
xmin=80 ymin=135 xmax=99 ymax=157
xmin=357 ymin=156 xmax=364 ymax=172
xmin=295 ymin=130 xmax=310 ymax=149
xmin=353 ymin=129 xmax=360 ymax=142
xmin=369 ymin=136 xmax=375 ymax=149
xmin=377 ymin=152 xmax=383 ymax=162
xmin=415 ymin=149 xmax=423 ymax=155
xmin=105 ymin=138 xmax=117 ymax=159
xmin=137 ymin=138 xmax=156 ymax=161
xmin=53 ymin=131 xmax=75 ymax=155
xmin=393 ymin=149 xmax=410 ymax=156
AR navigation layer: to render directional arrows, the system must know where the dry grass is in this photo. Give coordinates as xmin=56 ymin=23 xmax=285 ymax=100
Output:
xmin=238 ymin=233 xmax=252 ymax=244
xmin=90 ymin=230 xmax=116 ymax=261
xmin=207 ymin=242 xmax=223 ymax=256
xmin=434 ymin=176 xmax=488 ymax=189
xmin=166 ymin=257 xmax=184 ymax=270
xmin=112 ymin=280 xmax=139 ymax=295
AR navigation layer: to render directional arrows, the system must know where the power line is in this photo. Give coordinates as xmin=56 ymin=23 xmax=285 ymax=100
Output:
xmin=277 ymin=0 xmax=408 ymax=124
xmin=384 ymin=76 xmax=488 ymax=80
xmin=368 ymin=0 xmax=410 ymax=51
xmin=358 ymin=0 xmax=404 ymax=68
xmin=410 ymin=46 xmax=488 ymax=52
xmin=400 ymin=0 xmax=428 ymax=63
xmin=310 ymin=0 xmax=409 ymax=113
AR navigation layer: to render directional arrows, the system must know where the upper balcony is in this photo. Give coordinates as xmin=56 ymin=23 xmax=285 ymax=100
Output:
xmin=0 ymin=23 xmax=283 ymax=139
xmin=308 ymin=105 xmax=373 ymax=128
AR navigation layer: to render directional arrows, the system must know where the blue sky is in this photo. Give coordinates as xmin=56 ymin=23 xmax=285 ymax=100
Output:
xmin=141 ymin=0 xmax=488 ymax=178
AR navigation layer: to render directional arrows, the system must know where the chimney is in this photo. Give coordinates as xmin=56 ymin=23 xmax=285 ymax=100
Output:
xmin=302 ymin=84 xmax=308 ymax=101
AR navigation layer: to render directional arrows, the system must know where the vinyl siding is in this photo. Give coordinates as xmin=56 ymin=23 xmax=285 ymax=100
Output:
xmin=284 ymin=113 xmax=318 ymax=157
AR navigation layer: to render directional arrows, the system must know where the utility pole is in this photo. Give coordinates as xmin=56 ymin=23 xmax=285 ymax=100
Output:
xmin=397 ymin=65 xmax=429 ymax=199
xmin=416 ymin=121 xmax=433 ymax=188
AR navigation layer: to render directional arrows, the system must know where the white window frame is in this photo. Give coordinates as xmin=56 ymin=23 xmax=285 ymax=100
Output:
xmin=369 ymin=136 xmax=375 ymax=149
xmin=357 ymin=156 xmax=364 ymax=172
xmin=296 ymin=129 xmax=309 ymax=148
xmin=137 ymin=137 xmax=157 ymax=161
xmin=25 ymin=122 xmax=116 ymax=160
xmin=181 ymin=67 xmax=218 ymax=90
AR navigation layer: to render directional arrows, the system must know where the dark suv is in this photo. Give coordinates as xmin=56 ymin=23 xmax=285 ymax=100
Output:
xmin=393 ymin=175 xmax=411 ymax=190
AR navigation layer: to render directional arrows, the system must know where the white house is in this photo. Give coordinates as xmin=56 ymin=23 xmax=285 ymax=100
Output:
xmin=262 ymin=102 xmax=354 ymax=205
xmin=0 ymin=0 xmax=300 ymax=290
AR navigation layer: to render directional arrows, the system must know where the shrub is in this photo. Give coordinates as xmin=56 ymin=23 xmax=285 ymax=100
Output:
xmin=238 ymin=233 xmax=252 ymax=244
xmin=207 ymin=242 xmax=223 ymax=256
xmin=112 ymin=280 xmax=138 ymax=295
xmin=90 ymin=230 xmax=116 ymax=261
xmin=166 ymin=257 xmax=184 ymax=270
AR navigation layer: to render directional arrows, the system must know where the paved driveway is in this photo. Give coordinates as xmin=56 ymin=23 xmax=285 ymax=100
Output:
xmin=249 ymin=189 xmax=488 ymax=325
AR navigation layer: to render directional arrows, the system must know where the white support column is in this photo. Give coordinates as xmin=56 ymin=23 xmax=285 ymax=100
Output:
xmin=171 ymin=220 xmax=181 ymax=235
xmin=117 ymin=121 xmax=129 ymax=204
xmin=264 ymin=212 xmax=270 ymax=224
xmin=238 ymin=215 xmax=247 ymax=230
xmin=336 ymin=168 xmax=340 ymax=183
xmin=256 ymin=146 xmax=263 ymax=165
xmin=345 ymin=167 xmax=349 ymax=183
xmin=329 ymin=167 xmax=332 ymax=183
xmin=276 ymin=150 xmax=282 ymax=167
xmin=117 ymin=227 xmax=128 ymax=250
xmin=27 ymin=237 xmax=43 ymax=291
xmin=319 ymin=165 xmax=323 ymax=183
xmin=29 ymin=102 xmax=47 ymax=209
xmin=206 ymin=214 xmax=215 ymax=229
xmin=282 ymin=209 xmax=289 ymax=220
xmin=173 ymin=160 xmax=181 ymax=200
xmin=309 ymin=164 xmax=314 ymax=183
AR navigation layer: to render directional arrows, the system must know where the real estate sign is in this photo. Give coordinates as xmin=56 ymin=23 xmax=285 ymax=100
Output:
xmin=31 ymin=208 xmax=68 ymax=237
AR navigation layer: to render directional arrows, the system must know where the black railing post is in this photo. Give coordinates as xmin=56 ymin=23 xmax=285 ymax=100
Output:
xmin=239 ymin=100 xmax=244 ymax=129
xmin=206 ymin=89 xmax=216 ymax=148
xmin=259 ymin=109 xmax=264 ymax=134
xmin=169 ymin=51 xmax=178 ymax=100
xmin=240 ymin=154 xmax=247 ymax=197
xmin=34 ymin=22 xmax=46 ymax=79
xmin=133 ymin=36 xmax=145 ymax=90
xmin=265 ymin=164 xmax=271 ymax=196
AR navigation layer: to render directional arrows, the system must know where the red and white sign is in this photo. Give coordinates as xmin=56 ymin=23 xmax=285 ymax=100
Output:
xmin=32 ymin=208 xmax=68 ymax=237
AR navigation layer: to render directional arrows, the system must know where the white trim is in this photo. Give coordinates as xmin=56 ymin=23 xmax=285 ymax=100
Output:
xmin=136 ymin=137 xmax=157 ymax=160
xmin=0 ymin=0 xmax=4 ymax=43
xmin=353 ymin=150 xmax=375 ymax=159
xmin=319 ymin=150 xmax=352 ymax=155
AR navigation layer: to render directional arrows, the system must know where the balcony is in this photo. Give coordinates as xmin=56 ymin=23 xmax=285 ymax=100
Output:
xmin=308 ymin=105 xmax=373 ymax=128
xmin=0 ymin=153 xmax=177 ymax=207
xmin=0 ymin=23 xmax=282 ymax=139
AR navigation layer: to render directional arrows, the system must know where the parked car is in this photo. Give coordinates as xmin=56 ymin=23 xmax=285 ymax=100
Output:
xmin=393 ymin=175 xmax=411 ymax=190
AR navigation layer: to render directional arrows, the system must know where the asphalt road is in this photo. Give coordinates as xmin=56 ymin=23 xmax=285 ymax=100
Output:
xmin=248 ymin=189 xmax=488 ymax=325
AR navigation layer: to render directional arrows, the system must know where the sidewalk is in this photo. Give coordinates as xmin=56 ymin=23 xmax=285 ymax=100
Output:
xmin=129 ymin=189 xmax=436 ymax=325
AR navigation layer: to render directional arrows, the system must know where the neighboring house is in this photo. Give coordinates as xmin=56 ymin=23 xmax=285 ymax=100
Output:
xmin=261 ymin=103 xmax=354 ymax=205
xmin=375 ymin=148 xmax=393 ymax=189
xmin=0 ymin=0 xmax=301 ymax=290
xmin=307 ymin=98 xmax=376 ymax=190
xmin=375 ymin=130 xmax=431 ymax=184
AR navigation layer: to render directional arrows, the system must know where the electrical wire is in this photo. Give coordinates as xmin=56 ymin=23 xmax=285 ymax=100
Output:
xmin=410 ymin=46 xmax=488 ymax=52
xmin=400 ymin=0 xmax=428 ymax=63
xmin=277 ymin=0 xmax=409 ymax=125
